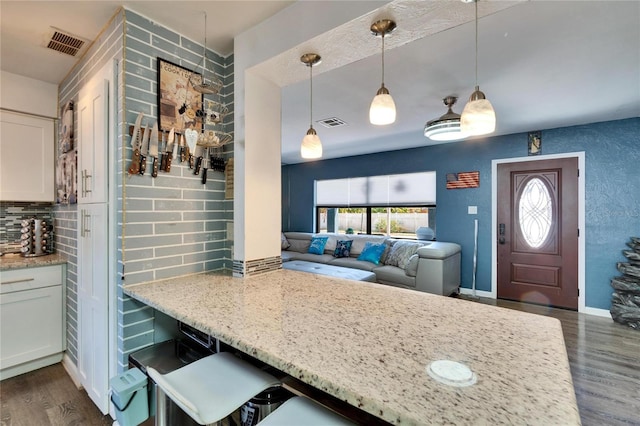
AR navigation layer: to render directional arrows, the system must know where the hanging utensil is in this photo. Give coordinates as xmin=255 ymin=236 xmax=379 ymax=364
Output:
xmin=138 ymin=124 xmax=150 ymax=175
xmin=149 ymin=121 xmax=159 ymax=178
xmin=127 ymin=112 xmax=144 ymax=175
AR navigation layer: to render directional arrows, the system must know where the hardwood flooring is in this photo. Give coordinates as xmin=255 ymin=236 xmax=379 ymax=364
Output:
xmin=1 ymin=300 xmax=638 ymax=425
xmin=0 ymin=364 xmax=111 ymax=426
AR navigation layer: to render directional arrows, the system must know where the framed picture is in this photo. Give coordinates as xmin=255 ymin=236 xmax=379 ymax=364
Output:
xmin=528 ymin=131 xmax=542 ymax=155
xmin=157 ymin=58 xmax=203 ymax=132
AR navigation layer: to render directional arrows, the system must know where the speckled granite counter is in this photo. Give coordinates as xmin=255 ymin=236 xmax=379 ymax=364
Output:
xmin=123 ymin=270 xmax=580 ymax=425
xmin=0 ymin=253 xmax=66 ymax=271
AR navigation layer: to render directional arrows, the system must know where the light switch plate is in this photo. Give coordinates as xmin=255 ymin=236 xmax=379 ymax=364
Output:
xmin=468 ymin=206 xmax=478 ymax=215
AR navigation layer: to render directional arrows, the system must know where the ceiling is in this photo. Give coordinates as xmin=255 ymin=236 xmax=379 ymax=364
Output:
xmin=1 ymin=1 xmax=638 ymax=165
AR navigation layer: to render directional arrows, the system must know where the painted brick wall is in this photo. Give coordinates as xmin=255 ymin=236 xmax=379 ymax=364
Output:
xmin=117 ymin=10 xmax=234 ymax=369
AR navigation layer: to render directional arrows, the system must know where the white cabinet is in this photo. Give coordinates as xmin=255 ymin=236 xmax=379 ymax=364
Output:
xmin=0 ymin=264 xmax=65 ymax=380
xmin=0 ymin=111 xmax=55 ymax=202
xmin=77 ymin=76 xmax=108 ymax=204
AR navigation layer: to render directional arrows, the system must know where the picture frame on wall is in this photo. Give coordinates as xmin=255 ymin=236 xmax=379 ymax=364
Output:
xmin=528 ymin=131 xmax=542 ymax=155
xmin=60 ymin=100 xmax=74 ymax=154
xmin=157 ymin=58 xmax=204 ymax=132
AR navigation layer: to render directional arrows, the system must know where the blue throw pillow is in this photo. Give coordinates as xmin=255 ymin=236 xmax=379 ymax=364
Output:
xmin=308 ymin=236 xmax=329 ymax=255
xmin=333 ymin=240 xmax=353 ymax=258
xmin=357 ymin=242 xmax=386 ymax=265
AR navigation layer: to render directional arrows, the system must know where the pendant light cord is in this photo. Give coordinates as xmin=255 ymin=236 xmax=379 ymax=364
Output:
xmin=309 ymin=62 xmax=313 ymax=128
xmin=381 ymin=32 xmax=385 ymax=86
xmin=474 ymin=0 xmax=478 ymax=87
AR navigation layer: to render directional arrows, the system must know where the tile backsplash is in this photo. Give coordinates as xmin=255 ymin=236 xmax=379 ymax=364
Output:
xmin=0 ymin=201 xmax=54 ymax=246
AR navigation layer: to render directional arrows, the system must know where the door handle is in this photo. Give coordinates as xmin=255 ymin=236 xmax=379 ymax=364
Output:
xmin=499 ymin=223 xmax=506 ymax=244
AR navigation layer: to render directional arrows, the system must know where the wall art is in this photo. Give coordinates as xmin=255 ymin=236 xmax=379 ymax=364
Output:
xmin=446 ymin=171 xmax=479 ymax=189
xmin=157 ymin=58 xmax=203 ymax=132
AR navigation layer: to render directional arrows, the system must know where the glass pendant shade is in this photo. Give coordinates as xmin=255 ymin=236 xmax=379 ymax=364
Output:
xmin=369 ymin=86 xmax=396 ymax=125
xmin=301 ymin=127 xmax=322 ymax=159
xmin=460 ymin=87 xmax=496 ymax=136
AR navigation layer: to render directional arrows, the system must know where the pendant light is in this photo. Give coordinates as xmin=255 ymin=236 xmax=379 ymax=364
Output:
xmin=460 ymin=0 xmax=496 ymax=136
xmin=424 ymin=96 xmax=468 ymax=141
xmin=369 ymin=19 xmax=397 ymax=126
xmin=190 ymin=12 xmax=222 ymax=95
xmin=300 ymin=53 xmax=322 ymax=159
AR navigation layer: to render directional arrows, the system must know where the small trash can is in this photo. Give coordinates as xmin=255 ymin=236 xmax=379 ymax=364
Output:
xmin=110 ymin=367 xmax=149 ymax=426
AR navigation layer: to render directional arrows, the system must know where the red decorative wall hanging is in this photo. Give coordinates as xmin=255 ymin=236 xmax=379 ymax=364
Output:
xmin=446 ymin=171 xmax=480 ymax=189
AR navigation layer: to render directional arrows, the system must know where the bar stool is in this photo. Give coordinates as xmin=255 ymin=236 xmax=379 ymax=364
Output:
xmin=259 ymin=396 xmax=356 ymax=425
xmin=147 ymin=352 xmax=280 ymax=425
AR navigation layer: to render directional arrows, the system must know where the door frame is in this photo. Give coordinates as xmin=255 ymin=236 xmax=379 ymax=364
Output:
xmin=491 ymin=152 xmax=586 ymax=312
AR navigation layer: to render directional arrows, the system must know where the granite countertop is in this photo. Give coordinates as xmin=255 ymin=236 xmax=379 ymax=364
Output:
xmin=124 ymin=270 xmax=580 ymax=425
xmin=0 ymin=253 xmax=66 ymax=271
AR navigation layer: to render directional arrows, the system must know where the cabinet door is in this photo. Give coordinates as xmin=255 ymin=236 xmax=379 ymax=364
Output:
xmin=0 ymin=285 xmax=63 ymax=369
xmin=77 ymin=202 xmax=109 ymax=413
xmin=0 ymin=111 xmax=54 ymax=202
xmin=77 ymin=77 xmax=108 ymax=204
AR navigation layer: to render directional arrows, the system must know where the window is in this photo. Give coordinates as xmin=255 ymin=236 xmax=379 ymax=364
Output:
xmin=316 ymin=172 xmax=436 ymax=239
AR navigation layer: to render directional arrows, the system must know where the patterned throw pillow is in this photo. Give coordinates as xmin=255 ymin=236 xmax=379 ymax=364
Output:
xmin=308 ymin=236 xmax=329 ymax=255
xmin=281 ymin=233 xmax=291 ymax=250
xmin=386 ymin=241 xmax=423 ymax=269
xmin=333 ymin=240 xmax=353 ymax=258
xmin=357 ymin=242 xmax=386 ymax=265
xmin=379 ymin=239 xmax=396 ymax=264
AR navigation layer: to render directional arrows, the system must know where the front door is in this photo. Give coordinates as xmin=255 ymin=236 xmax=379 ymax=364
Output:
xmin=497 ymin=158 xmax=578 ymax=309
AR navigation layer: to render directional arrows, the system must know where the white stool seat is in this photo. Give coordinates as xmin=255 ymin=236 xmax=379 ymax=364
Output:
xmin=147 ymin=352 xmax=280 ymax=425
xmin=259 ymin=396 xmax=355 ymax=425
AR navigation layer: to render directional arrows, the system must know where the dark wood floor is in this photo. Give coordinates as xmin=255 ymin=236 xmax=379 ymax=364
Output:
xmin=0 ymin=363 xmax=112 ymax=426
xmin=1 ymin=300 xmax=638 ymax=426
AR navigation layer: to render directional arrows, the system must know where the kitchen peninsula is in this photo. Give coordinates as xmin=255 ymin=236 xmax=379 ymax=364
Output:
xmin=123 ymin=270 xmax=580 ymax=425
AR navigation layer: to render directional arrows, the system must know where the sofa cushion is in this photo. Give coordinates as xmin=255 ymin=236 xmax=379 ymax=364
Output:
xmin=357 ymin=242 xmax=386 ymax=265
xmin=404 ymin=254 xmax=419 ymax=277
xmin=308 ymin=236 xmax=329 ymax=255
xmin=281 ymin=233 xmax=291 ymax=250
xmin=328 ymin=257 xmax=378 ymax=272
xmin=333 ymin=240 xmax=353 ymax=258
xmin=373 ymin=265 xmax=417 ymax=288
xmin=288 ymin=238 xmax=311 ymax=253
xmin=386 ymin=241 xmax=424 ymax=269
xmin=285 ymin=252 xmax=335 ymax=264
xmin=380 ymin=239 xmax=396 ymax=264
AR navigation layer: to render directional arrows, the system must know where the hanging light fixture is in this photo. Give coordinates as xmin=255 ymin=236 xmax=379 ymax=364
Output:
xmin=424 ymin=96 xmax=468 ymax=141
xmin=190 ymin=12 xmax=222 ymax=95
xmin=369 ymin=19 xmax=397 ymax=126
xmin=300 ymin=53 xmax=322 ymax=159
xmin=460 ymin=0 xmax=496 ymax=136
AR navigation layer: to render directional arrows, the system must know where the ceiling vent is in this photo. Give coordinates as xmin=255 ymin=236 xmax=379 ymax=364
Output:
xmin=317 ymin=117 xmax=347 ymax=128
xmin=45 ymin=27 xmax=88 ymax=57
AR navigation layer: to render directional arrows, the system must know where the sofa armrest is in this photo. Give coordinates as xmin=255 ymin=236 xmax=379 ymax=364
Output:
xmin=417 ymin=242 xmax=461 ymax=259
xmin=414 ymin=242 xmax=461 ymax=295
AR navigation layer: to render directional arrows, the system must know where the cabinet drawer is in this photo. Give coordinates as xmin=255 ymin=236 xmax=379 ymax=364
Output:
xmin=0 ymin=285 xmax=63 ymax=369
xmin=1 ymin=265 xmax=63 ymax=294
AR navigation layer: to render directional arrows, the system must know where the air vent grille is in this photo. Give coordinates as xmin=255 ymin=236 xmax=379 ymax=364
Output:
xmin=46 ymin=30 xmax=86 ymax=57
xmin=317 ymin=117 xmax=347 ymax=128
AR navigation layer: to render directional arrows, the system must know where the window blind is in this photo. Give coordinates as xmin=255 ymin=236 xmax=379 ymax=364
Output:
xmin=316 ymin=171 xmax=436 ymax=207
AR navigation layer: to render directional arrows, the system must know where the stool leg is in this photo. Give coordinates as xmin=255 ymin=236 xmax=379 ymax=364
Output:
xmin=155 ymin=387 xmax=168 ymax=426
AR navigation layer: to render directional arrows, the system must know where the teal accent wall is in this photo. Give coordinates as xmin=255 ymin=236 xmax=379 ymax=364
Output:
xmin=282 ymin=118 xmax=640 ymax=310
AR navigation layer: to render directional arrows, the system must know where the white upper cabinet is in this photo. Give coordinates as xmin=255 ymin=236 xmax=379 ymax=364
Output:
xmin=77 ymin=76 xmax=108 ymax=204
xmin=0 ymin=111 xmax=55 ymax=202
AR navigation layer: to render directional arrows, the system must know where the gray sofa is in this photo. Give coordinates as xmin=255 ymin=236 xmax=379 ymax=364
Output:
xmin=281 ymin=232 xmax=461 ymax=296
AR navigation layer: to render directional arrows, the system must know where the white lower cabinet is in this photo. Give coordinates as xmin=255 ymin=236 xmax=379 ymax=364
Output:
xmin=0 ymin=264 xmax=65 ymax=380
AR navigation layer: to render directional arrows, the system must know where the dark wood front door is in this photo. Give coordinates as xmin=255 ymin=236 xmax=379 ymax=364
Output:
xmin=497 ymin=158 xmax=579 ymax=310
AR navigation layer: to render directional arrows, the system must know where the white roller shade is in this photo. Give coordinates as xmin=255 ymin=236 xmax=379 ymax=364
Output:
xmin=316 ymin=171 xmax=436 ymax=207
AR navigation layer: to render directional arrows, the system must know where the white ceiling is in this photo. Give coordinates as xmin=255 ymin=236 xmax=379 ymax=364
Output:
xmin=1 ymin=1 xmax=639 ymax=165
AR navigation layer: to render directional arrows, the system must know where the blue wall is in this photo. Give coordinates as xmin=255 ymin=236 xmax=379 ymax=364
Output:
xmin=282 ymin=118 xmax=639 ymax=310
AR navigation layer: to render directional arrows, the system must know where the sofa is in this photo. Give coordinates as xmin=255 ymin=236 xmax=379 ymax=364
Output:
xmin=281 ymin=232 xmax=461 ymax=296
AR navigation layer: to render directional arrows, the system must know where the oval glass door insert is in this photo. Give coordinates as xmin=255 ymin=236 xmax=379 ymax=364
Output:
xmin=518 ymin=177 xmax=552 ymax=248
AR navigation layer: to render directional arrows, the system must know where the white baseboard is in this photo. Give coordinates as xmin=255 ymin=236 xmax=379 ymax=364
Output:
xmin=62 ymin=353 xmax=83 ymax=389
xmin=582 ymin=307 xmax=612 ymax=319
xmin=458 ymin=287 xmax=494 ymax=298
